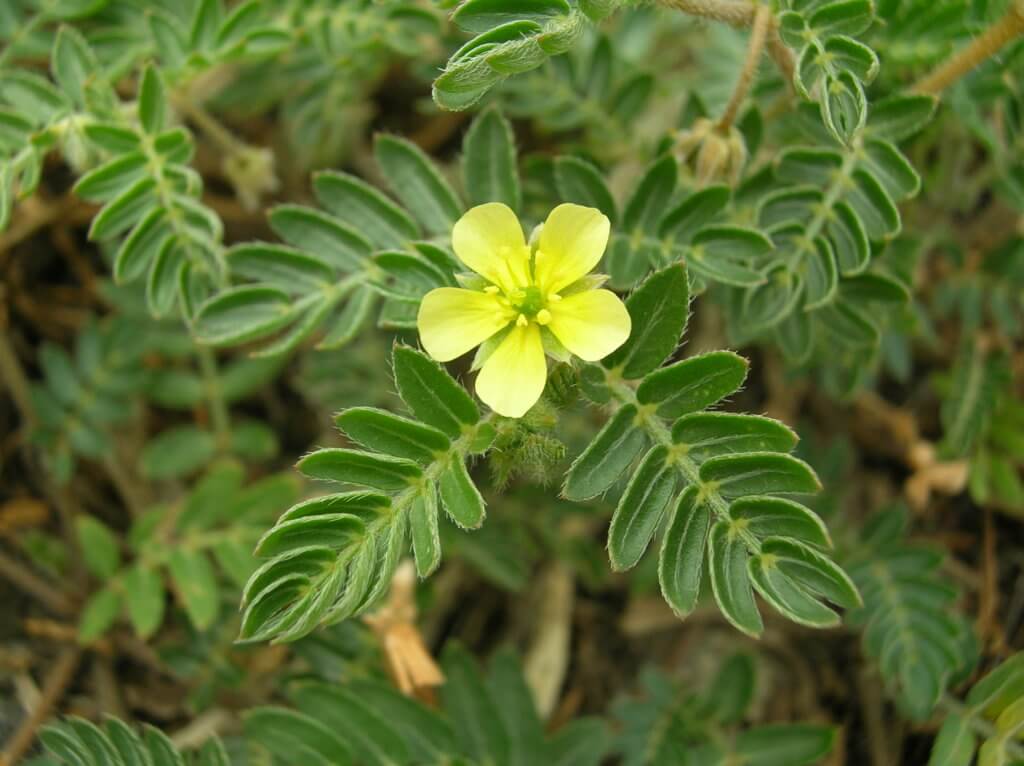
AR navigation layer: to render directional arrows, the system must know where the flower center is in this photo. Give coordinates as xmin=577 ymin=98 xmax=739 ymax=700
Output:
xmin=513 ymin=286 xmax=546 ymax=317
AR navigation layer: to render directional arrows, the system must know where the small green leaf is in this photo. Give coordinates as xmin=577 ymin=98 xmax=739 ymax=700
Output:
xmin=298 ymin=448 xmax=422 ymax=491
xmin=658 ymin=486 xmax=712 ymax=618
xmin=659 ymin=185 xmax=730 ymax=243
xmin=375 ymin=134 xmax=463 ymax=235
xmin=139 ymin=425 xmax=217 ymax=480
xmin=709 ymin=520 xmax=763 ymax=637
xmin=868 ymin=94 xmax=937 ymax=142
xmin=314 ymin=170 xmax=420 ymax=249
xmin=603 ymin=264 xmax=689 ymax=379
xmin=554 ymin=156 xmax=617 ymax=226
xmin=409 ymin=485 xmax=442 ymax=577
xmin=392 ymin=345 xmax=480 ymax=439
xmin=700 ymin=452 xmax=820 ymax=497
xmin=78 ymin=586 xmax=120 ymax=642
xmin=671 ymin=413 xmax=797 ymax=462
xmin=622 ymin=155 xmax=676 ymax=234
xmin=335 ymin=407 xmax=450 ymax=464
xmin=636 ymin=351 xmax=749 ymax=419
xmin=255 ymin=514 xmax=366 ymax=557
xmin=76 ymin=515 xmax=120 ymax=579
xmin=733 ymin=724 xmax=836 ymax=765
xmin=729 ymin=496 xmax=831 ymax=548
xmin=453 ymin=0 xmax=572 ymax=33
xmin=167 ymin=549 xmax=219 ymax=629
xmin=563 ymin=402 xmax=646 ymax=500
xmin=462 ymin=107 xmax=520 ymax=210
xmin=268 ymin=204 xmax=372 ymax=271
xmin=193 ymin=285 xmax=297 ymax=346
xmin=608 ymin=446 xmax=677 ymax=571
xmin=137 ymin=65 xmax=167 ymax=135
xmin=124 ymin=564 xmax=165 ymax=638
xmin=439 ymin=457 xmax=486 ymax=529
xmin=244 ymin=707 xmax=353 ymax=765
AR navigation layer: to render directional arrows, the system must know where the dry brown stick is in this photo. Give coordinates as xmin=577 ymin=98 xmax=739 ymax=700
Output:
xmin=913 ymin=1 xmax=1024 ymax=95
xmin=718 ymin=3 xmax=772 ymax=132
xmin=0 ymin=327 xmax=34 ymax=429
xmin=0 ymin=646 xmax=83 ymax=766
xmin=0 ymin=548 xmax=73 ymax=616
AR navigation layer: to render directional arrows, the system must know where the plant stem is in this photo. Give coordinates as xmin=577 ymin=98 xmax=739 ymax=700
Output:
xmin=939 ymin=694 xmax=1024 ymax=759
xmin=0 ymin=645 xmax=83 ymax=766
xmin=604 ymin=371 xmax=762 ymax=555
xmin=197 ymin=347 xmax=231 ymax=448
xmin=913 ymin=2 xmax=1024 ymax=95
xmin=0 ymin=549 xmax=74 ymax=615
xmin=718 ymin=3 xmax=772 ymax=132
xmin=658 ymin=0 xmax=795 ymax=84
xmin=0 ymin=327 xmax=35 ymax=429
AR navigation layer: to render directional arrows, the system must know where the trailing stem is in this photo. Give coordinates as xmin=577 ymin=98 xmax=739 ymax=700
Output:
xmin=658 ymin=0 xmax=795 ymax=84
xmin=913 ymin=1 xmax=1024 ymax=95
xmin=718 ymin=3 xmax=772 ymax=132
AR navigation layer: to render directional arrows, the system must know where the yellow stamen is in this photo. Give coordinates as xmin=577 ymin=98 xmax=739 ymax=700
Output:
xmin=516 ymin=313 xmax=528 ymax=327
xmin=536 ymin=309 xmax=552 ymax=325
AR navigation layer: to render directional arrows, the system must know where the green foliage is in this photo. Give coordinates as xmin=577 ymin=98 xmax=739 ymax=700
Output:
xmin=193 ymin=108 xmax=520 ymax=352
xmin=30 ymin=317 xmax=149 ymax=483
xmin=39 ymin=716 xmax=230 ymax=766
xmin=569 ymin=263 xmax=857 ymax=636
xmin=239 ymin=346 xmax=490 ymax=642
xmin=245 ymin=646 xmax=609 ymax=766
xmin=613 ymin=654 xmax=836 ymax=765
xmin=76 ymin=460 xmax=300 ymax=641
xmin=928 ymin=654 xmax=1024 ymax=766
xmin=845 ymin=506 xmax=976 ymax=721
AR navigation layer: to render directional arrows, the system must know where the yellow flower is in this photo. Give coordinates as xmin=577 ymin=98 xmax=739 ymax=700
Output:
xmin=418 ymin=202 xmax=631 ymax=418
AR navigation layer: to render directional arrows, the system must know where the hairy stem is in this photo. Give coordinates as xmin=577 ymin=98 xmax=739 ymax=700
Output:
xmin=913 ymin=2 xmax=1024 ymax=95
xmin=718 ymin=3 xmax=772 ymax=132
xmin=658 ymin=0 xmax=795 ymax=84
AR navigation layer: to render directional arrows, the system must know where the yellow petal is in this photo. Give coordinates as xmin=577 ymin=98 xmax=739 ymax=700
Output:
xmin=451 ymin=203 xmax=530 ymax=292
xmin=475 ymin=323 xmax=546 ymax=418
xmin=535 ymin=203 xmax=610 ymax=294
xmin=547 ymin=289 xmax=631 ymax=362
xmin=418 ymin=287 xmax=512 ymax=362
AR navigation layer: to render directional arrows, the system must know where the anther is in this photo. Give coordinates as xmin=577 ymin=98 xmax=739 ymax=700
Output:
xmin=536 ymin=309 xmax=552 ymax=325
xmin=516 ymin=314 xmax=529 ymax=327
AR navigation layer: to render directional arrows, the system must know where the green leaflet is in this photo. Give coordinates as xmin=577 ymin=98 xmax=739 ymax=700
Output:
xmin=563 ymin=402 xmax=646 ymax=500
xmin=439 ymin=456 xmax=487 ymax=529
xmin=658 ymin=486 xmax=712 ymax=618
xmin=709 ymin=520 xmax=763 ymax=637
xmin=607 ymin=445 xmax=677 ymax=571
xmin=298 ymin=448 xmax=423 ymax=491
xmin=699 ymin=452 xmax=821 ymax=497
xmin=375 ymin=134 xmax=463 ymax=235
xmin=462 ymin=107 xmax=521 ymax=210
xmin=336 ymin=407 xmax=450 ymax=464
xmin=392 ymin=345 xmax=480 ymax=439
xmin=636 ymin=351 xmax=749 ymax=419
xmin=603 ymin=263 xmax=689 ymax=379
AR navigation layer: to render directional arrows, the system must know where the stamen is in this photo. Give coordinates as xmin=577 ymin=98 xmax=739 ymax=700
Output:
xmin=536 ymin=309 xmax=552 ymax=325
xmin=516 ymin=314 xmax=528 ymax=327
xmin=484 ymin=285 xmax=500 ymax=294
xmin=548 ymin=293 xmax=562 ymax=302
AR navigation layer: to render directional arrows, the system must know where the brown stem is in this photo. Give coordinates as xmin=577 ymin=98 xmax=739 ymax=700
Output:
xmin=913 ymin=2 xmax=1024 ymax=95
xmin=0 ymin=646 xmax=83 ymax=766
xmin=0 ymin=548 xmax=74 ymax=615
xmin=0 ymin=326 xmax=34 ymax=430
xmin=718 ymin=3 xmax=772 ymax=131
xmin=658 ymin=0 xmax=795 ymax=84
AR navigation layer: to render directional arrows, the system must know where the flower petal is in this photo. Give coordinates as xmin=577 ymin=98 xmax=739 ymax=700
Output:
xmin=418 ymin=287 xmax=512 ymax=362
xmin=451 ymin=202 xmax=530 ymax=292
xmin=475 ymin=323 xmax=547 ymax=418
xmin=547 ymin=289 xmax=631 ymax=362
xmin=535 ymin=203 xmax=611 ymax=294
